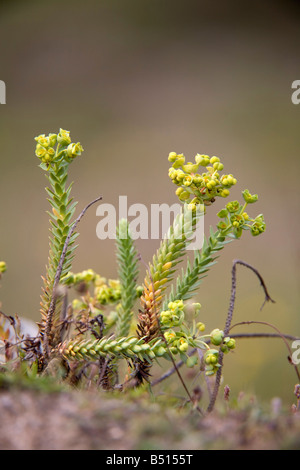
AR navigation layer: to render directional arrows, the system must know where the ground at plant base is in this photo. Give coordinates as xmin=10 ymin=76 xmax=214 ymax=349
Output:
xmin=0 ymin=382 xmax=299 ymax=450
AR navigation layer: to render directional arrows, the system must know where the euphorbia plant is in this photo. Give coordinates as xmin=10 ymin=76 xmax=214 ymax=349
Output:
xmin=33 ymin=133 xmax=265 ymax=382
xmin=35 ymin=129 xmax=83 ymax=359
xmin=1 ymin=129 xmax=282 ymax=409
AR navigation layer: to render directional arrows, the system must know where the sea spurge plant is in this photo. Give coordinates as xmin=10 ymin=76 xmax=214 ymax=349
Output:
xmin=58 ymin=149 xmax=265 ymax=386
xmin=36 ymin=129 xmax=83 ymax=350
xmin=1 ymin=130 xmax=276 ymax=408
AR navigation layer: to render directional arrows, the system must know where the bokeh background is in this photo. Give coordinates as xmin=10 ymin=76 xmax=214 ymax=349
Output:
xmin=0 ymin=0 xmax=299 ymax=405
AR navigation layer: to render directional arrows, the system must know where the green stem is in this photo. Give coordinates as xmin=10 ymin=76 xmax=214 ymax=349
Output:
xmin=115 ymin=219 xmax=139 ymax=338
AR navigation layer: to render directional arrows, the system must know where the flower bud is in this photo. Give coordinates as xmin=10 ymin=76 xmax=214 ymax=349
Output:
xmin=217 ymin=208 xmax=228 ymax=218
xmin=210 ymin=328 xmax=224 ymax=346
xmin=206 ymin=180 xmax=216 ymax=190
xmin=251 ymin=214 xmax=266 ymax=236
xmin=168 ymin=167 xmax=177 ymax=180
xmin=168 ymin=152 xmax=178 ymax=162
xmin=217 ymin=221 xmax=228 ymax=230
xmin=57 ymin=128 xmax=71 ymax=146
xmin=67 ymin=142 xmax=83 ymax=159
xmin=213 ymin=162 xmax=224 ymax=171
xmin=220 ymin=189 xmax=230 ymax=197
xmin=183 ymin=175 xmax=193 ymax=186
xmin=48 ymin=133 xmax=57 ymax=147
xmin=195 ymin=154 xmax=210 ymax=166
xmin=179 ymin=340 xmax=189 ymax=352
xmin=210 ymin=156 xmax=220 ymax=164
xmin=35 ymin=144 xmax=47 ymax=158
xmin=226 ymin=201 xmax=240 ymax=213
xmin=196 ymin=322 xmax=205 ymax=332
xmin=0 ymin=261 xmax=7 ymax=273
xmin=230 ymin=214 xmax=245 ymax=228
xmin=164 ymin=330 xmax=176 ymax=343
xmin=225 ymin=337 xmax=236 ymax=349
xmin=192 ymin=302 xmax=202 ymax=313
xmin=172 ymin=154 xmax=185 ymax=169
xmin=35 ymin=134 xmax=50 ymax=148
xmin=242 ymin=189 xmax=258 ymax=204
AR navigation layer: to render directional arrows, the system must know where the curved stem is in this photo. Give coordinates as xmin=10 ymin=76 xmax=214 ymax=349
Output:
xmin=230 ymin=320 xmax=300 ymax=383
xmin=207 ymin=259 xmax=275 ymax=413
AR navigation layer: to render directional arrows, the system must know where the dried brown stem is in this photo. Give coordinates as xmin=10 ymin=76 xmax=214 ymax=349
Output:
xmin=230 ymin=320 xmax=300 ymax=383
xmin=206 ymin=259 xmax=275 ymax=413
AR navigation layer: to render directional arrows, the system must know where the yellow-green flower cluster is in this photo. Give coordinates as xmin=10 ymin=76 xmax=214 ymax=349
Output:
xmin=163 ymin=330 xmax=190 ymax=354
xmin=220 ymin=336 xmax=236 ymax=353
xmin=35 ymin=128 xmax=83 ymax=168
xmin=95 ymin=278 xmax=122 ymax=305
xmin=250 ymin=214 xmax=266 ymax=237
xmin=160 ymin=304 xmax=237 ymax=374
xmin=202 ymin=329 xmax=236 ymax=375
xmin=168 ymin=152 xmax=237 ymax=207
xmin=204 ymin=334 xmax=236 ymax=376
xmin=0 ymin=261 xmax=6 ymax=274
xmin=161 ymin=301 xmax=205 ymax=363
xmin=210 ymin=328 xmax=235 ymax=351
xmin=210 ymin=328 xmax=225 ymax=346
xmin=204 ymin=349 xmax=221 ymax=376
xmin=160 ymin=300 xmax=185 ymax=328
xmin=217 ymin=191 xmax=266 ymax=238
xmin=63 ymin=269 xmax=100 ymax=286
xmin=65 ymin=269 xmax=122 ymax=306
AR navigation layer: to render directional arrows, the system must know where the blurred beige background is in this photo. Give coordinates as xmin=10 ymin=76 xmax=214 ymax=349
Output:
xmin=0 ymin=0 xmax=299 ymax=404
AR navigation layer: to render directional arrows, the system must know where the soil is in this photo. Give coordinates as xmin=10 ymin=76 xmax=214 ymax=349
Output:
xmin=0 ymin=385 xmax=299 ymax=450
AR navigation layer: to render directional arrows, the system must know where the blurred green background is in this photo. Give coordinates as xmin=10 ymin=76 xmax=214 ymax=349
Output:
xmin=0 ymin=0 xmax=299 ymax=404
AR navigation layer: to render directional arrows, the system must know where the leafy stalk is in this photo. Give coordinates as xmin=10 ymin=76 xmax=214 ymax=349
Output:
xmin=115 ymin=219 xmax=139 ymax=338
xmin=164 ymin=228 xmax=231 ymax=307
xmin=36 ymin=129 xmax=83 ymax=350
xmin=62 ymin=335 xmax=168 ymax=363
xmin=137 ymin=206 xmax=201 ymax=342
